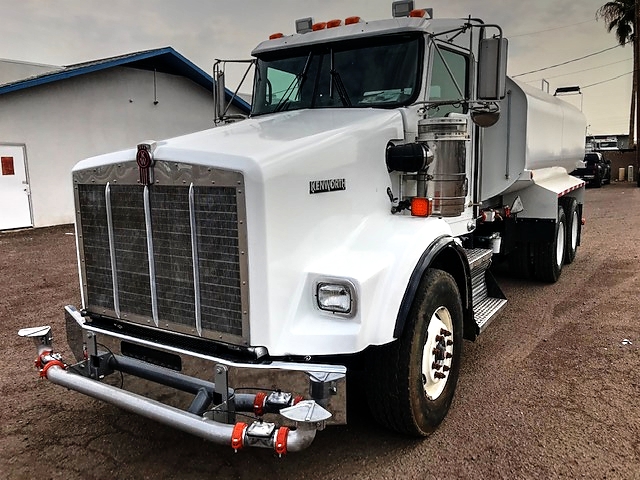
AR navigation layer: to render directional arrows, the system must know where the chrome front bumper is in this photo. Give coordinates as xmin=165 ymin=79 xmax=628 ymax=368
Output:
xmin=18 ymin=305 xmax=347 ymax=454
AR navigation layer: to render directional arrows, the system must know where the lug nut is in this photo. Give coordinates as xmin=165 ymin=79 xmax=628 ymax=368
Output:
xmin=440 ymin=329 xmax=452 ymax=336
xmin=443 ymin=365 xmax=450 ymax=372
xmin=434 ymin=372 xmax=446 ymax=379
xmin=432 ymin=362 xmax=442 ymax=370
xmin=446 ymin=340 xmax=453 ymax=346
xmin=445 ymin=352 xmax=453 ymax=359
xmin=436 ymin=335 xmax=444 ymax=342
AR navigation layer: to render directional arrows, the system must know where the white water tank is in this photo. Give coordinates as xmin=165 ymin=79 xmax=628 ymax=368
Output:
xmin=480 ymin=78 xmax=586 ymax=201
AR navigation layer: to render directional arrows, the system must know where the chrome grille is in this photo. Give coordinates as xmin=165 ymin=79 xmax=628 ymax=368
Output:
xmin=75 ymin=162 xmax=248 ymax=344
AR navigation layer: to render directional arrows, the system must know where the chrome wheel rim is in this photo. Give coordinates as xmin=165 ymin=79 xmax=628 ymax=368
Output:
xmin=421 ymin=306 xmax=454 ymax=401
xmin=556 ymin=220 xmax=565 ymax=268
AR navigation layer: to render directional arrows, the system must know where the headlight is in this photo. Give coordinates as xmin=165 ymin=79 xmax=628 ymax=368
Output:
xmin=316 ymin=282 xmax=354 ymax=315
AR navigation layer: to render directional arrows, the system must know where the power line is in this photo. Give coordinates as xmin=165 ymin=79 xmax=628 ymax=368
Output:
xmin=512 ymin=43 xmax=629 ymax=78
xmin=524 ymin=58 xmax=631 ymax=82
xmin=509 ymin=19 xmax=595 ymax=38
xmin=582 ymin=71 xmax=632 ymax=89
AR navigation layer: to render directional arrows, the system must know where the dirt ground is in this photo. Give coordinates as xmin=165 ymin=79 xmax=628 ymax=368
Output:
xmin=1 ymin=182 xmax=639 ymax=480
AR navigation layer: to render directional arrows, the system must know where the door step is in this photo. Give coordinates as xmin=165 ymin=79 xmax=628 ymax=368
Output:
xmin=474 ymin=296 xmax=508 ymax=333
xmin=465 ymin=248 xmax=507 ymax=334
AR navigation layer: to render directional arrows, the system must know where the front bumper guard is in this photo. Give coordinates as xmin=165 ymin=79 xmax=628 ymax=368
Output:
xmin=19 ymin=306 xmax=346 ymax=455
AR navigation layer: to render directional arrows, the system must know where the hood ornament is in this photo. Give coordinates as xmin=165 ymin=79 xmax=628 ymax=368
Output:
xmin=136 ymin=141 xmax=157 ymax=186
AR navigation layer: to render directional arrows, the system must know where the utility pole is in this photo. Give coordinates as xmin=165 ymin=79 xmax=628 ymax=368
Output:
xmin=629 ymin=0 xmax=640 ymax=187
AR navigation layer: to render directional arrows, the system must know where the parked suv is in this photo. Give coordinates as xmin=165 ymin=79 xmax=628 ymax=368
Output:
xmin=571 ymin=152 xmax=611 ymax=187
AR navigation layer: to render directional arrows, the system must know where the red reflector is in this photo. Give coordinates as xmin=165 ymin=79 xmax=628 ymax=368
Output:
xmin=411 ymin=198 xmax=433 ymax=217
xmin=327 ymin=19 xmax=342 ymax=28
xmin=312 ymin=22 xmax=327 ymax=31
xmin=409 ymin=9 xmax=426 ymax=17
xmin=269 ymin=32 xmax=284 ymax=40
xmin=345 ymin=16 xmax=362 ymax=25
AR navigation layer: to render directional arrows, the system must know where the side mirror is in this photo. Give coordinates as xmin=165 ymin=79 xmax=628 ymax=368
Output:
xmin=214 ymin=70 xmax=227 ymax=122
xmin=478 ymin=38 xmax=508 ymax=100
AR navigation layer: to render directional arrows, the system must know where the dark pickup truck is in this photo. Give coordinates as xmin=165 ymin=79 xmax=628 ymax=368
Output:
xmin=571 ymin=152 xmax=611 ymax=187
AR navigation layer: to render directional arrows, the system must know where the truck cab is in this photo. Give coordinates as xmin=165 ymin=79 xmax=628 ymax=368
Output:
xmin=20 ymin=1 xmax=586 ymax=453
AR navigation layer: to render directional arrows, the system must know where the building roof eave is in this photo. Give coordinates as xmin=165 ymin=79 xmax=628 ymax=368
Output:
xmin=0 ymin=47 xmax=251 ymax=113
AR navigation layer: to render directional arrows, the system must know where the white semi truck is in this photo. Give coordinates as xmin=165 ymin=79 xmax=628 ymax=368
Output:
xmin=20 ymin=2 xmax=586 ymax=454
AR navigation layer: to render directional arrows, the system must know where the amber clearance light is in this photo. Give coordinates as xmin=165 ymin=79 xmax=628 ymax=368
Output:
xmin=411 ymin=197 xmax=433 ymax=217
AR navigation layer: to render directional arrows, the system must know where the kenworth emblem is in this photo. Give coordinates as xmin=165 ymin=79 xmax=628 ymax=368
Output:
xmin=136 ymin=141 xmax=157 ymax=186
xmin=309 ymin=178 xmax=346 ymax=194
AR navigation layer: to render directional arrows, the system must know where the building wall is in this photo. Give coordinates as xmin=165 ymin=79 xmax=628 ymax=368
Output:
xmin=0 ymin=67 xmax=241 ymax=227
xmin=601 ymin=150 xmax=637 ymax=181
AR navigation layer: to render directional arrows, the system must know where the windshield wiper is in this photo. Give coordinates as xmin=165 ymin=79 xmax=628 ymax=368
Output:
xmin=274 ymin=51 xmax=313 ymax=113
xmin=329 ymin=49 xmax=352 ymax=107
xmin=330 ymin=69 xmax=352 ymax=107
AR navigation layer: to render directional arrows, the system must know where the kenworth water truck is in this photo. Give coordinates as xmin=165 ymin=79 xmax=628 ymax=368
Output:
xmin=20 ymin=1 xmax=586 ymax=454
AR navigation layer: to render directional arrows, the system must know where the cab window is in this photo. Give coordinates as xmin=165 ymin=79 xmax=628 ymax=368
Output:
xmin=428 ymin=47 xmax=468 ymax=116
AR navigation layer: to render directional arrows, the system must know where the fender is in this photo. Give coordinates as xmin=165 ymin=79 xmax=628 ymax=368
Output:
xmin=393 ymin=236 xmax=474 ymax=340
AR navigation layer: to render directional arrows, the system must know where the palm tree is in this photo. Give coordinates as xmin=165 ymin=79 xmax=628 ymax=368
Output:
xmin=597 ymin=0 xmax=637 ymax=147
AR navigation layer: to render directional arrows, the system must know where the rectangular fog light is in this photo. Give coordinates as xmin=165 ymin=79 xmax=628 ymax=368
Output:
xmin=317 ymin=282 xmax=353 ymax=314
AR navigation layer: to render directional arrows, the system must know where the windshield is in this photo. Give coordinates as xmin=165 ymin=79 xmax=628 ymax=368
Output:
xmin=252 ymin=33 xmax=423 ymax=115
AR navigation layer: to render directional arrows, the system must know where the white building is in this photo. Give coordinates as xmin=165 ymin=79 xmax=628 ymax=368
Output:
xmin=0 ymin=47 xmax=250 ymax=230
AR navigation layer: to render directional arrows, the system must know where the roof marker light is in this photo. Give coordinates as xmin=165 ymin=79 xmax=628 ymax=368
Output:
xmin=409 ymin=9 xmax=427 ymax=18
xmin=295 ymin=17 xmax=313 ymax=34
xmin=269 ymin=32 xmax=284 ymax=40
xmin=312 ymin=22 xmax=327 ymax=31
xmin=345 ymin=16 xmax=363 ymax=25
xmin=327 ymin=19 xmax=342 ymax=28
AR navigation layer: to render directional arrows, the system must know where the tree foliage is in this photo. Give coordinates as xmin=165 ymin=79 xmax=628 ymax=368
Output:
xmin=597 ymin=0 xmax=635 ymax=46
xmin=597 ymin=0 xmax=636 ymax=146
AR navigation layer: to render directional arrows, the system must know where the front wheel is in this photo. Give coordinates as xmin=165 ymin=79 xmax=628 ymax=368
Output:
xmin=365 ymin=269 xmax=463 ymax=436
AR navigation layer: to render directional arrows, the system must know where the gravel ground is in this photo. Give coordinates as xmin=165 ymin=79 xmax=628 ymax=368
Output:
xmin=1 ymin=182 xmax=639 ymax=480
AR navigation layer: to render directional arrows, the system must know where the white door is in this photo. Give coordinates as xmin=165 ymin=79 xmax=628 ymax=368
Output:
xmin=0 ymin=145 xmax=32 ymax=230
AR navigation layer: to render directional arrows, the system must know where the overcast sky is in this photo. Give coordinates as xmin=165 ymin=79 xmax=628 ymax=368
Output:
xmin=0 ymin=0 xmax=631 ymax=135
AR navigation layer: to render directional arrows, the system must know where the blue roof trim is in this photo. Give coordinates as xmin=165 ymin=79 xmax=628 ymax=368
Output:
xmin=0 ymin=47 xmax=251 ymax=113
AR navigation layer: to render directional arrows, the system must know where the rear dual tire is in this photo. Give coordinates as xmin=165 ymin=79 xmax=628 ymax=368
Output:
xmin=533 ymin=205 xmax=566 ymax=283
xmin=562 ymin=198 xmax=579 ymax=265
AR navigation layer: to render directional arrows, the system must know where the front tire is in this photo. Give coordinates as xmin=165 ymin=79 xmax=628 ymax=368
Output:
xmin=365 ymin=269 xmax=463 ymax=436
